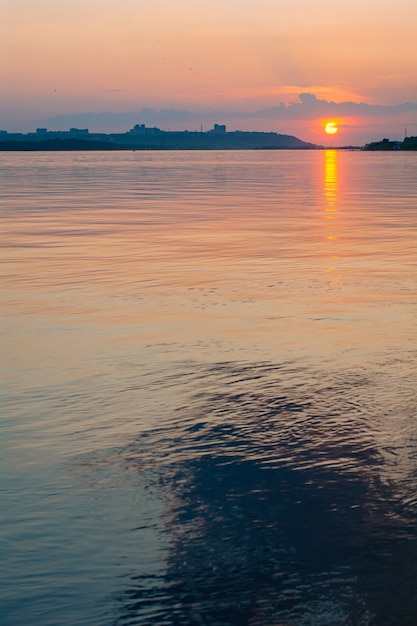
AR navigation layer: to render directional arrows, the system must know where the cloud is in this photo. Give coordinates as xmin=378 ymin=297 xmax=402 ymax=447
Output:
xmin=39 ymin=108 xmax=200 ymax=131
xmin=250 ymin=93 xmax=417 ymax=120
xmin=33 ymin=93 xmax=417 ymax=134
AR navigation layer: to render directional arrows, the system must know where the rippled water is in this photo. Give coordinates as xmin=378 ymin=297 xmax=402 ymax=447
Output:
xmin=1 ymin=150 xmax=416 ymax=625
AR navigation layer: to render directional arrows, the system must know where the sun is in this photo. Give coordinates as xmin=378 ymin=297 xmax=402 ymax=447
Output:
xmin=325 ymin=122 xmax=338 ymax=135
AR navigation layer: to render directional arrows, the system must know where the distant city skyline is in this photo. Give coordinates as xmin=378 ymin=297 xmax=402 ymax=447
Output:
xmin=1 ymin=0 xmax=416 ymax=144
xmin=5 ymin=93 xmax=414 ymax=146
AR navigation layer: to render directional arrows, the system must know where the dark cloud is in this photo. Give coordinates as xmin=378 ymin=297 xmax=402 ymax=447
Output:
xmin=38 ymin=93 xmax=417 ymax=132
xmin=251 ymin=93 xmax=417 ymax=120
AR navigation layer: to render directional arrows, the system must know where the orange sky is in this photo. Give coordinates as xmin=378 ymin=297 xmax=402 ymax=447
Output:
xmin=1 ymin=0 xmax=416 ymax=143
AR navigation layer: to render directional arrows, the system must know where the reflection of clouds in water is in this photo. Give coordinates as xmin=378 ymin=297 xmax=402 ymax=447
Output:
xmin=108 ymin=359 xmax=417 ymax=625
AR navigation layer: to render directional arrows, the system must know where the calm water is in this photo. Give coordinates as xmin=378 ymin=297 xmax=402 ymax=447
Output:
xmin=1 ymin=150 xmax=416 ymax=626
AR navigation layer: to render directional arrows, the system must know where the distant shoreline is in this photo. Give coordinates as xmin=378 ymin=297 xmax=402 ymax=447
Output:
xmin=0 ymin=135 xmax=415 ymax=152
xmin=0 ymin=141 xmax=324 ymax=152
xmin=0 ymin=124 xmax=320 ymax=151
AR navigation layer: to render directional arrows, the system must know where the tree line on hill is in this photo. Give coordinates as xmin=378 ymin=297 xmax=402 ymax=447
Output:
xmin=363 ymin=136 xmax=417 ymax=150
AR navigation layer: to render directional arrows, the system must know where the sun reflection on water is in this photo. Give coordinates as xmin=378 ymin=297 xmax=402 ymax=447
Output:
xmin=323 ymin=150 xmax=343 ymax=290
xmin=324 ymin=149 xmax=338 ymax=209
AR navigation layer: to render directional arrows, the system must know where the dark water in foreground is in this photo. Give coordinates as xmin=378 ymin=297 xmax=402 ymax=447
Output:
xmin=1 ymin=151 xmax=416 ymax=625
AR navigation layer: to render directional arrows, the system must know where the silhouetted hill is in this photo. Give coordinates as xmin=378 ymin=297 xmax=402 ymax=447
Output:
xmin=363 ymin=136 xmax=417 ymax=151
xmin=0 ymin=139 xmax=124 ymax=151
xmin=403 ymin=136 xmax=417 ymax=150
xmin=0 ymin=125 xmax=317 ymax=151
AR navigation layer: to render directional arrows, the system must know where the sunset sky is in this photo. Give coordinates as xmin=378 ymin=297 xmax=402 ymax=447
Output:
xmin=1 ymin=0 xmax=416 ymax=144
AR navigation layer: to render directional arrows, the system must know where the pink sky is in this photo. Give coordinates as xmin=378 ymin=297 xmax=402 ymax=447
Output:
xmin=1 ymin=0 xmax=416 ymax=144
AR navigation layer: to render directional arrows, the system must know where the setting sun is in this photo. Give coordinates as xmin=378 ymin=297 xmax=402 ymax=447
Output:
xmin=325 ymin=122 xmax=338 ymax=135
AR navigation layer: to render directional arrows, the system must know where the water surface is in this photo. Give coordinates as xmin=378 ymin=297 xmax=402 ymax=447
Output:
xmin=1 ymin=150 xmax=416 ymax=625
